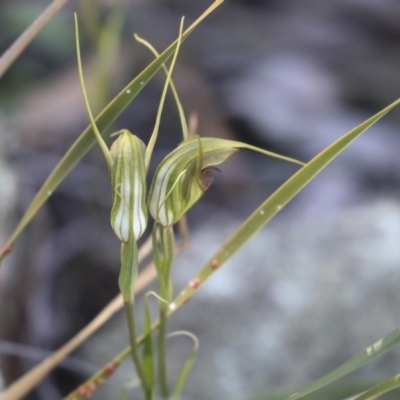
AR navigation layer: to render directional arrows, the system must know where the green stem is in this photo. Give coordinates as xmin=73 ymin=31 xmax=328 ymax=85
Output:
xmin=119 ymin=240 xmax=152 ymax=398
xmin=158 ymin=303 xmax=169 ymax=398
xmin=160 ymin=226 xmax=174 ymax=280
xmin=152 ymin=225 xmax=175 ymax=398
xmin=124 ymin=301 xmax=151 ymax=400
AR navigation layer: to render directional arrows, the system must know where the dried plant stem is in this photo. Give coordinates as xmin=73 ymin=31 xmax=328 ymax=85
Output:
xmin=0 ymin=0 xmax=68 ymax=79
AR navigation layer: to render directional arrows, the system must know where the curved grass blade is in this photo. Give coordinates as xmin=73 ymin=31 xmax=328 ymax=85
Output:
xmin=0 ymin=0 xmax=224 ymax=264
xmin=245 ymin=381 xmax=400 ymax=400
xmin=285 ymin=328 xmax=400 ymax=400
xmin=351 ymin=373 xmax=400 ymax=400
xmin=134 ymin=33 xmax=188 ymax=141
xmin=169 ymin=331 xmax=199 ymax=398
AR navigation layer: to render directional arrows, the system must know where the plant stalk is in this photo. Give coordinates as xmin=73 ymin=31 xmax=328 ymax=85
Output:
xmin=158 ymin=302 xmax=169 ymax=398
xmin=124 ymin=301 xmax=151 ymax=400
xmin=152 ymin=225 xmax=175 ymax=398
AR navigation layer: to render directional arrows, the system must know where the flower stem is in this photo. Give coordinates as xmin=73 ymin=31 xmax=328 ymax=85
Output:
xmin=158 ymin=302 xmax=169 ymax=398
xmin=152 ymin=225 xmax=175 ymax=398
xmin=124 ymin=301 xmax=152 ymax=400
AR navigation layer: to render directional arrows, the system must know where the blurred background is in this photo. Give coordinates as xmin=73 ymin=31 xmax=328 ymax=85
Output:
xmin=2 ymin=0 xmax=400 ymax=399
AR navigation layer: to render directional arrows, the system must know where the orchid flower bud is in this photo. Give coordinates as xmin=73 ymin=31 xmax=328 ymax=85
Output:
xmin=110 ymin=130 xmax=148 ymax=242
xmin=148 ymin=137 xmax=238 ymax=227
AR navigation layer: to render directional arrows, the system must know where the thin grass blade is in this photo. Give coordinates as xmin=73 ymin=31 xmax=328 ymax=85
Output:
xmin=245 ymin=381 xmax=400 ymax=400
xmin=169 ymin=331 xmax=199 ymax=398
xmin=351 ymin=373 xmax=400 ymax=400
xmin=284 ymin=327 xmax=400 ymax=399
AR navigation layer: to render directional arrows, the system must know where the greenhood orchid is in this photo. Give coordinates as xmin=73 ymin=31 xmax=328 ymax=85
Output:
xmin=149 ymin=136 xmax=304 ymax=227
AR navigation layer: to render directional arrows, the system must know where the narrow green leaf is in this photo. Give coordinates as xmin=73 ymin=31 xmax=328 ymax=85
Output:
xmin=0 ymin=0 xmax=225 ymax=263
xmin=169 ymin=331 xmax=199 ymax=398
xmin=246 ymin=381 xmax=399 ymax=400
xmin=284 ymin=327 xmax=400 ymax=399
xmin=350 ymin=373 xmax=400 ymax=400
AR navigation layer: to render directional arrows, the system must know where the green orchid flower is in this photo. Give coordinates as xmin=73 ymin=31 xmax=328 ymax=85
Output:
xmin=110 ymin=130 xmax=148 ymax=242
xmin=148 ymin=136 xmax=304 ymax=227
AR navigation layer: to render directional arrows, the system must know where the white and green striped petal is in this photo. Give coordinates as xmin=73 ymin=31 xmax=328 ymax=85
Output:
xmin=149 ymin=136 xmax=304 ymax=227
xmin=110 ymin=130 xmax=148 ymax=242
xmin=148 ymin=137 xmax=237 ymax=227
